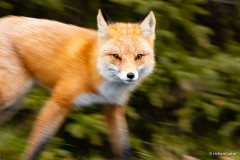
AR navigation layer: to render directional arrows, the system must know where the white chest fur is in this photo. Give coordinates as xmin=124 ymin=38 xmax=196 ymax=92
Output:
xmin=73 ymin=81 xmax=137 ymax=108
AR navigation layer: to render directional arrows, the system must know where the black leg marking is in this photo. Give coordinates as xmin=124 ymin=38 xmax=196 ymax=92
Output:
xmin=22 ymin=138 xmax=49 ymax=160
xmin=121 ymin=147 xmax=132 ymax=160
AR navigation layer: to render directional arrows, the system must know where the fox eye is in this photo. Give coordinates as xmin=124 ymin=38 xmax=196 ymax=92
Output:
xmin=112 ymin=54 xmax=121 ymax=59
xmin=136 ymin=54 xmax=143 ymax=60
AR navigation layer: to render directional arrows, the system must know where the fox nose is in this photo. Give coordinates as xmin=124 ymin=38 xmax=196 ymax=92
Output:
xmin=127 ymin=72 xmax=135 ymax=79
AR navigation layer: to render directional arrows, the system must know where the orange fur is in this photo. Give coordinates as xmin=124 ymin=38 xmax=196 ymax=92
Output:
xmin=0 ymin=10 xmax=156 ymax=160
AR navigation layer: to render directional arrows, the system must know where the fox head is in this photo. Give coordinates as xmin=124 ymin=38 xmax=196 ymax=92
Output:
xmin=97 ymin=10 xmax=156 ymax=84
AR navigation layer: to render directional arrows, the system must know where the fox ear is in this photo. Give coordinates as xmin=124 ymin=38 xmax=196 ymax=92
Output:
xmin=139 ymin=11 xmax=156 ymax=38
xmin=97 ymin=9 xmax=114 ymax=37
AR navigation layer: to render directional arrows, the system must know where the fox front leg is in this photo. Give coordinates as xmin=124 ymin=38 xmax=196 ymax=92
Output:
xmin=21 ymin=77 xmax=83 ymax=160
xmin=102 ymin=105 xmax=132 ymax=160
xmin=22 ymin=99 xmax=70 ymax=160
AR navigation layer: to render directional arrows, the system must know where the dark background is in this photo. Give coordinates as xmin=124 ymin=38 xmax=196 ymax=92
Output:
xmin=0 ymin=0 xmax=240 ymax=159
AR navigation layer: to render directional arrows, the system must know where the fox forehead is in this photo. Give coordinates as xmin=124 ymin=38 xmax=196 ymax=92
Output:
xmin=101 ymin=23 xmax=153 ymax=54
xmin=108 ymin=22 xmax=142 ymax=39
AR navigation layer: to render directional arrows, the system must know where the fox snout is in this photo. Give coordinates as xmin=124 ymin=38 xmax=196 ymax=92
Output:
xmin=118 ymin=71 xmax=139 ymax=84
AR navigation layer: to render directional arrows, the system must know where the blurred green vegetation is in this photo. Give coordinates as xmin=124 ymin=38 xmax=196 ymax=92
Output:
xmin=0 ymin=0 xmax=240 ymax=159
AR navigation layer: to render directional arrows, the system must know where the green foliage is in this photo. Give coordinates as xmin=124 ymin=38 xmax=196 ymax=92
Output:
xmin=0 ymin=0 xmax=240 ymax=159
xmin=0 ymin=1 xmax=13 ymax=9
xmin=40 ymin=137 xmax=75 ymax=160
xmin=30 ymin=0 xmax=64 ymax=10
xmin=0 ymin=128 xmax=25 ymax=160
xmin=66 ymin=112 xmax=107 ymax=145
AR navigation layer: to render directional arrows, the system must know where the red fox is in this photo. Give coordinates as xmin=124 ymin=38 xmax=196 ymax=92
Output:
xmin=0 ymin=10 xmax=156 ymax=160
